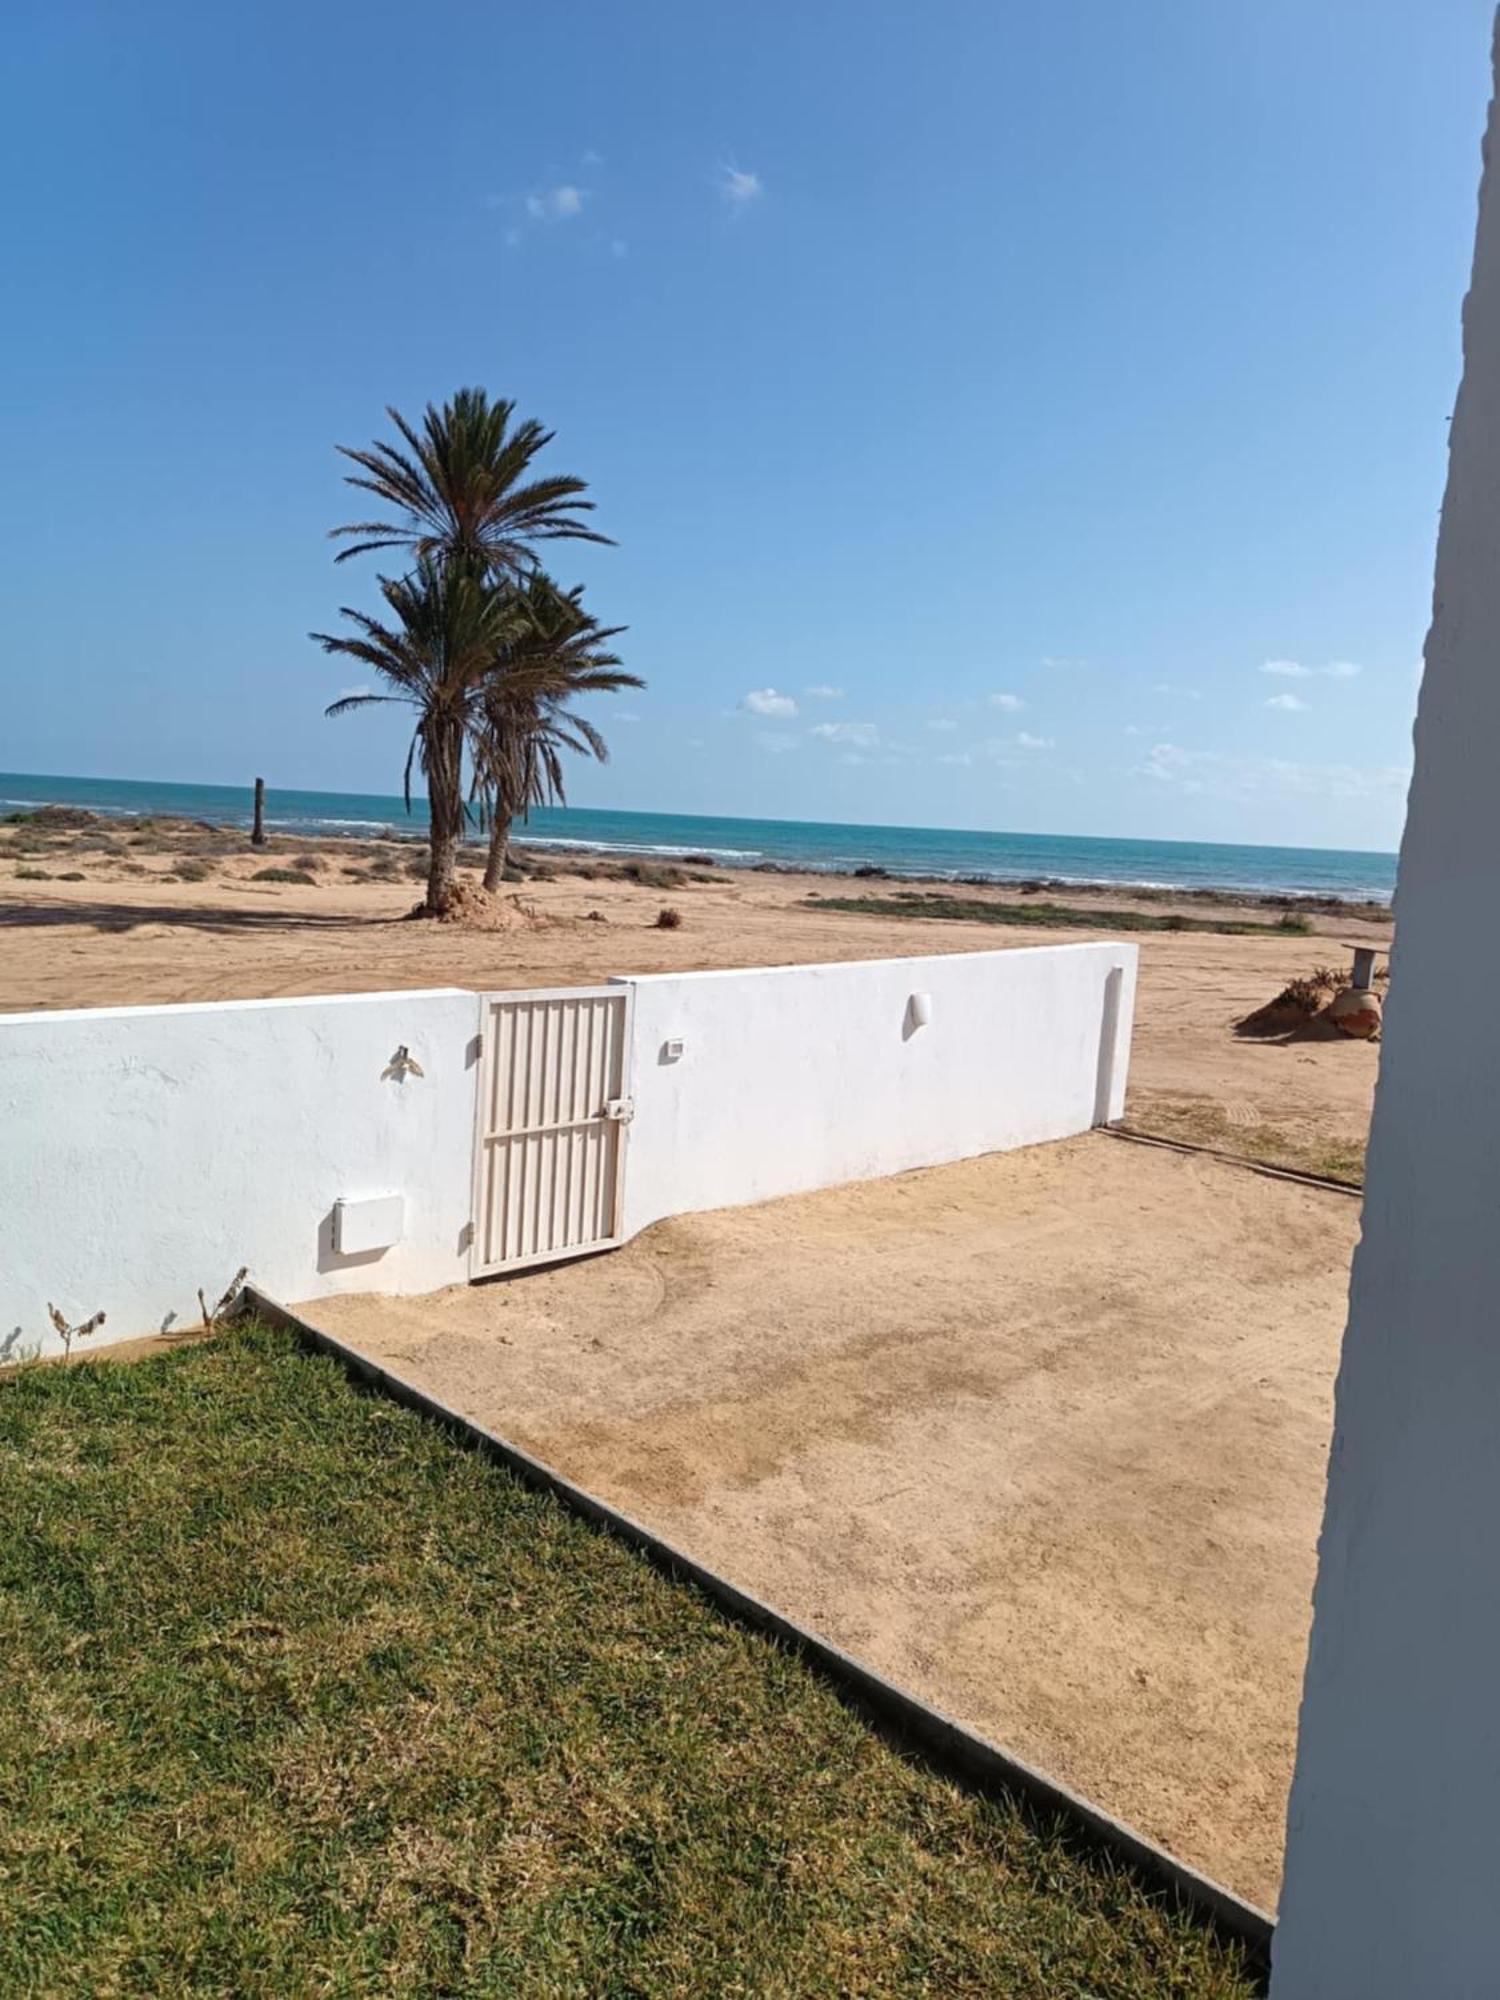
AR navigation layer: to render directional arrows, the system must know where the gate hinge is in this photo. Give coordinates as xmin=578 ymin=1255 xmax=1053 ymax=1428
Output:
xmin=604 ymin=1097 xmax=635 ymax=1124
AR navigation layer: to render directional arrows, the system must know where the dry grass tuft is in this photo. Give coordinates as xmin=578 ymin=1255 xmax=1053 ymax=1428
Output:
xmin=1236 ymin=966 xmax=1345 ymax=1039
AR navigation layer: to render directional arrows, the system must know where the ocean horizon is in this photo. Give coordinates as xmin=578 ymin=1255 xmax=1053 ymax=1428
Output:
xmin=0 ymin=770 xmax=1399 ymax=905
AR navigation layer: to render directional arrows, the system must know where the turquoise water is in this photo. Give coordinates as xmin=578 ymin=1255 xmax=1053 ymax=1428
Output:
xmin=0 ymin=770 xmax=1398 ymax=904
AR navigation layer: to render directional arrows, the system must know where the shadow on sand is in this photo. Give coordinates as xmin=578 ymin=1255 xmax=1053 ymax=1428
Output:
xmin=0 ymin=896 xmax=395 ymax=939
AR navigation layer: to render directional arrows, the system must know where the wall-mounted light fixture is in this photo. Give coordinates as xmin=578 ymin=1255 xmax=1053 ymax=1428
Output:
xmin=907 ymin=991 xmax=933 ymax=1031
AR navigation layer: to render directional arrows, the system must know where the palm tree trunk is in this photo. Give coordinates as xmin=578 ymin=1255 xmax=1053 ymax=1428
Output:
xmin=423 ymin=723 xmax=465 ymax=916
xmin=481 ymin=813 xmax=511 ymax=894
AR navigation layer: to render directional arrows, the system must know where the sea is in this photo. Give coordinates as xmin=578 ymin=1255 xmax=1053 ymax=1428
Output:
xmin=0 ymin=770 xmax=1398 ymax=905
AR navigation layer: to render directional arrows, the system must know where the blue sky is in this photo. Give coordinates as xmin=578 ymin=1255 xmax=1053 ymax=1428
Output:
xmin=2 ymin=1 xmax=1493 ymax=850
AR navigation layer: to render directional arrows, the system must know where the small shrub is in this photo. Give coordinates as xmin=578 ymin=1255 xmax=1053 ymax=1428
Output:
xmin=620 ymin=860 xmax=687 ymax=889
xmin=57 ymin=871 xmax=86 ymax=882
xmin=253 ymin=866 xmax=315 ymax=885
xmin=1236 ymin=965 xmax=1344 ymax=1038
xmin=15 ymin=866 xmax=50 ymax=880
xmin=654 ymin=905 xmax=684 ymax=930
xmin=1276 ymin=911 xmax=1313 ymax=934
xmin=293 ymin=852 xmax=324 ymax=872
xmin=172 ymin=858 xmax=212 ymax=882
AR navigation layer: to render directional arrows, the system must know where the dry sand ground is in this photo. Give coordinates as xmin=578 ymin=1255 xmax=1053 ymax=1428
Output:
xmin=307 ymin=1134 xmax=1360 ymax=1913
xmin=0 ymin=817 xmax=1386 ymax=1179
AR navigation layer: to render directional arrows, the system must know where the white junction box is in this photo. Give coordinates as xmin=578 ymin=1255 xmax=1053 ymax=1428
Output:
xmin=332 ymin=1192 xmax=405 ymax=1256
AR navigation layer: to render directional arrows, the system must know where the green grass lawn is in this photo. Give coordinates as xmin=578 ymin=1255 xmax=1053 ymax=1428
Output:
xmin=807 ymin=891 xmax=1312 ymax=937
xmin=0 ymin=1324 xmax=1258 ymax=1998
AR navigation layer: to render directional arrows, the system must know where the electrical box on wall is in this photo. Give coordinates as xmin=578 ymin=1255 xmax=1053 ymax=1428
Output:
xmin=332 ymin=1192 xmax=404 ymax=1256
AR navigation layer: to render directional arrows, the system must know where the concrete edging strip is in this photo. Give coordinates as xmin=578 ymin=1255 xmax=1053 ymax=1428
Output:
xmin=1106 ymin=1121 xmax=1363 ymax=1198
xmin=242 ymin=1282 xmax=1276 ymax=1976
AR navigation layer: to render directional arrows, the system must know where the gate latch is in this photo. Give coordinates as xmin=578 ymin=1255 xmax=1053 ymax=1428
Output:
xmin=603 ymin=1097 xmax=635 ymax=1125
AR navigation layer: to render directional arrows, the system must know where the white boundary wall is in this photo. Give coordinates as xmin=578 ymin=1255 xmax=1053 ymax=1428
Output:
xmin=1 ymin=989 xmax=481 ymax=1364
xmin=613 ymin=943 xmax=1136 ymax=1238
xmin=1271 ymin=18 xmax=1500 ymax=1994
xmin=1 ymin=942 xmax=1135 ymax=1363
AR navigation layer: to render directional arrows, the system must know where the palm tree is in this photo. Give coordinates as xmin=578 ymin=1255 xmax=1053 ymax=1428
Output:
xmin=331 ymin=387 xmax=613 ymax=574
xmin=313 ymin=561 xmax=534 ymax=916
xmin=471 ymin=576 xmax=641 ymax=892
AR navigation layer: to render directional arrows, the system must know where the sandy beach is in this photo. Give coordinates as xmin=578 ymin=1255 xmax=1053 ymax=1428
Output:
xmin=2 ymin=808 xmax=1387 ymax=1180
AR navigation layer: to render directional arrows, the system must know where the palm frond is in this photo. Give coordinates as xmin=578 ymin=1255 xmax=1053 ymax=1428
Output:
xmin=330 ymin=387 xmax=615 ymax=577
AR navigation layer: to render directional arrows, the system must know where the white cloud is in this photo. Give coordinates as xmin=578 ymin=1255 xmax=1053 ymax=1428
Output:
xmin=581 ymin=148 xmax=605 ymax=167
xmin=989 ymin=692 xmax=1025 ymax=712
xmin=503 ymin=226 xmax=523 ymax=248
xmin=926 ymin=717 xmax=958 ymax=732
xmin=1266 ymin=692 xmax=1309 ymax=712
xmin=1136 ymin=743 xmax=1187 ymax=783
xmin=811 ymin=720 xmax=879 ymax=748
xmin=1016 ymin=731 xmax=1054 ymax=750
xmin=720 ymin=165 xmax=762 ymax=206
xmin=1261 ymin=657 xmax=1363 ymax=680
xmin=805 ymin=683 xmax=843 ymax=699
xmin=610 ymin=238 xmax=628 ymax=260
xmin=937 ymin=751 xmax=973 ymax=766
xmin=741 ymin=687 xmax=798 ymax=718
xmin=1134 ymin=742 xmax=1408 ymax=803
xmin=1041 ymin=655 xmax=1087 ymax=670
xmin=838 ymin=751 xmax=868 ymax=767
xmin=612 ymin=709 xmax=641 ymax=723
xmin=1153 ymin=681 xmax=1202 ymax=699
xmin=526 ymin=184 xmax=585 ymax=221
xmin=756 ymin=731 xmax=800 ymax=754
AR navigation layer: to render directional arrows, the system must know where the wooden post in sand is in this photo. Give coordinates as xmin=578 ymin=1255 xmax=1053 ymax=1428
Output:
xmin=251 ymin=777 xmax=267 ymax=847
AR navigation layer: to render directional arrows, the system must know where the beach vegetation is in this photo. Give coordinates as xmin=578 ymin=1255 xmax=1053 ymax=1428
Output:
xmin=471 ymin=572 xmax=640 ymax=890
xmin=323 ymin=389 xmax=639 ymax=919
xmin=655 ymin=904 xmax=684 ymax=929
xmin=330 ymin=386 xmax=611 ymax=573
xmin=0 ymin=1320 xmax=1255 ymax=1997
xmin=252 ymin=865 xmax=316 ymax=886
xmin=317 ymin=562 xmax=548 ymax=913
xmin=809 ymin=892 xmax=1315 ymax=938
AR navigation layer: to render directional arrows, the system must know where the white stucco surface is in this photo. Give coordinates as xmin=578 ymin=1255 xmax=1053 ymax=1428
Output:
xmin=613 ymin=942 xmax=1136 ymax=1238
xmin=1271 ymin=19 xmax=1500 ymax=1994
xmin=1 ymin=945 xmax=1135 ymax=1365
xmin=0 ymin=989 xmax=481 ymax=1362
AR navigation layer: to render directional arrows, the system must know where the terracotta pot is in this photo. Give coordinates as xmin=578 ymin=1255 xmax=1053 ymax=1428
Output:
xmin=1327 ymin=985 xmax=1382 ymax=1039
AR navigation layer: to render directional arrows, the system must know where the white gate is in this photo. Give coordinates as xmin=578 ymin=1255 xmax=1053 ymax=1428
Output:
xmin=470 ymin=986 xmax=633 ymax=1277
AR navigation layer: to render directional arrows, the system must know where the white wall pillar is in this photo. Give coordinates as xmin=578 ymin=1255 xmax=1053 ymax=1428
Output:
xmin=1272 ymin=14 xmax=1500 ymax=1993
